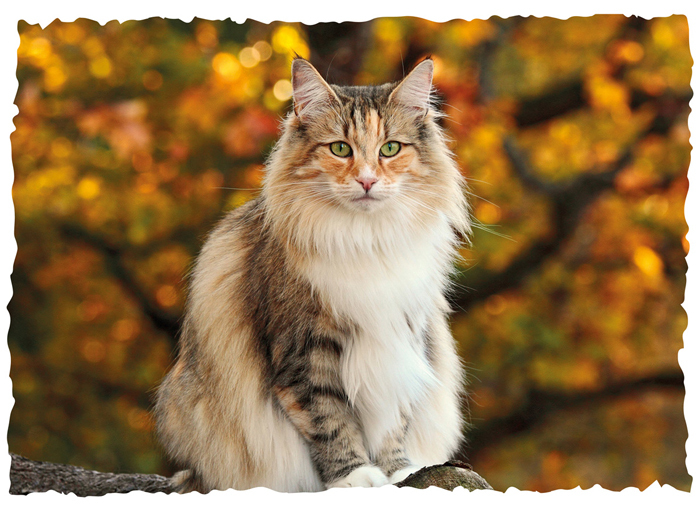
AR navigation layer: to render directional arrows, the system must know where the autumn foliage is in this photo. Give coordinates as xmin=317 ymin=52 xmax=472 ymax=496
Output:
xmin=10 ymin=16 xmax=692 ymax=491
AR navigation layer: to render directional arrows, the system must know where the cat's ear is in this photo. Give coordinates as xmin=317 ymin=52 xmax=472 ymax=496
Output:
xmin=389 ymin=58 xmax=434 ymax=115
xmin=291 ymin=58 xmax=340 ymax=119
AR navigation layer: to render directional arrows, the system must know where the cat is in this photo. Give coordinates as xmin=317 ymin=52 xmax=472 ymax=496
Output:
xmin=153 ymin=56 xmax=470 ymax=492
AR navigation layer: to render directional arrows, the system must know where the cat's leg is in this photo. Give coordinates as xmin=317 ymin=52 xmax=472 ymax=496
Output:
xmin=271 ymin=333 xmax=389 ymax=488
xmin=373 ymin=413 xmax=424 ymax=484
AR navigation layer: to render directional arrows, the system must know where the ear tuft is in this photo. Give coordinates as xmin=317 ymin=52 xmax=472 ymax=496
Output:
xmin=291 ymin=58 xmax=339 ymax=119
xmin=389 ymin=58 xmax=434 ymax=114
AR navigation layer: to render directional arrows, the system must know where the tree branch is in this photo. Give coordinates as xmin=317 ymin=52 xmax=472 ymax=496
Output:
xmin=451 ymin=140 xmax=633 ymax=311
xmin=452 ymin=84 xmax=689 ymax=312
xmin=513 ymin=15 xmax=648 ymax=127
xmin=9 ymin=454 xmax=175 ymax=496
xmin=396 ymin=460 xmax=492 ymax=490
xmin=9 ymin=454 xmax=491 ymax=495
xmin=452 ymin=15 xmax=692 ymax=313
xmin=58 ymin=223 xmax=181 ymax=342
xmin=462 ymin=369 xmax=684 ymax=459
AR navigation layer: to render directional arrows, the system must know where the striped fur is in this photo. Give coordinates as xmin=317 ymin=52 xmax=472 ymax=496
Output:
xmin=154 ymin=58 xmax=470 ymax=492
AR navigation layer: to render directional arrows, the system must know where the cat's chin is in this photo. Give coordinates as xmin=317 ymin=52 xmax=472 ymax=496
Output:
xmin=347 ymin=196 xmax=386 ymax=212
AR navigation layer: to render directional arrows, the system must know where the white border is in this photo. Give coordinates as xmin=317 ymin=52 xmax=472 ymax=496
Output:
xmin=1 ymin=1 xmax=697 ymax=511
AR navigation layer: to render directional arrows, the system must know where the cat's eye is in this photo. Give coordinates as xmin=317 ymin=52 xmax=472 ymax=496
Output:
xmin=330 ymin=141 xmax=352 ymax=158
xmin=380 ymin=141 xmax=401 ymax=157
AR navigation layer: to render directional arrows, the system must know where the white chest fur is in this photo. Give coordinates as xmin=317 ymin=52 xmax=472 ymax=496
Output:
xmin=300 ymin=213 xmax=456 ymax=455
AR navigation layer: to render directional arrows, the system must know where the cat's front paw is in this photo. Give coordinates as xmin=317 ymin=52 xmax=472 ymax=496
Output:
xmin=389 ymin=465 xmax=423 ymax=484
xmin=327 ymin=465 xmax=389 ymax=488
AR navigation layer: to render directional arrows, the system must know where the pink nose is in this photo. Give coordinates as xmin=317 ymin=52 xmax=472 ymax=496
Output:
xmin=356 ymin=177 xmax=378 ymax=192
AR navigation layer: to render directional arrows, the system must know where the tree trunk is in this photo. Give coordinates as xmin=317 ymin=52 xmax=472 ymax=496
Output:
xmin=9 ymin=454 xmax=491 ymax=495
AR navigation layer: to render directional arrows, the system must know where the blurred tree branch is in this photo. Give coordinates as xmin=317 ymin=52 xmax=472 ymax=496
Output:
xmin=462 ymin=370 xmax=684 ymax=459
xmin=450 ymin=100 xmax=687 ymax=312
xmin=451 ymin=15 xmax=691 ymax=312
xmin=58 ymin=223 xmax=181 ymax=342
xmin=513 ymin=15 xmax=648 ymax=127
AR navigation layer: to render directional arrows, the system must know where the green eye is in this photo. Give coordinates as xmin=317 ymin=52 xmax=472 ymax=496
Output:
xmin=380 ymin=141 xmax=401 ymax=157
xmin=330 ymin=141 xmax=352 ymax=157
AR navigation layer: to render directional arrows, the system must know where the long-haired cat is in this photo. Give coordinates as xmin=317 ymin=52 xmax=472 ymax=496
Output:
xmin=154 ymin=56 xmax=470 ymax=492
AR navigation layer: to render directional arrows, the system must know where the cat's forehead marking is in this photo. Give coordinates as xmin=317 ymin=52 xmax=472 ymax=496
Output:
xmin=318 ymin=83 xmax=402 ymax=154
xmin=340 ymin=91 xmax=389 ymax=144
xmin=345 ymin=106 xmax=384 ymax=159
xmin=367 ymin=110 xmax=383 ymax=139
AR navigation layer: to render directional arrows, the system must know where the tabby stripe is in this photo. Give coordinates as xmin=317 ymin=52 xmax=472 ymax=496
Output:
xmin=311 ymin=414 xmax=329 ymax=424
xmin=309 ymin=385 xmax=348 ymax=401
xmin=329 ymin=460 xmax=365 ymax=480
xmin=273 ymin=369 xmax=306 ymax=388
xmin=297 ymin=385 xmax=348 ymax=408
xmin=310 ymin=428 xmax=341 ymax=443
xmin=385 ymin=455 xmax=410 ymax=465
xmin=310 ymin=337 xmax=343 ymax=357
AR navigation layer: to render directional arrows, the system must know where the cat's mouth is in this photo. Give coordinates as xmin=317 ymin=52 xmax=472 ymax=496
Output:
xmin=351 ymin=189 xmax=383 ymax=203
xmin=351 ymin=195 xmax=383 ymax=208
xmin=346 ymin=190 xmax=388 ymax=210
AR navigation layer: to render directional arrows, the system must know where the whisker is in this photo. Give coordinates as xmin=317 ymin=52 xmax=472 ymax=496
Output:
xmin=441 ymin=102 xmax=463 ymax=114
xmin=470 ymin=218 xmax=516 ymax=242
xmin=464 ymin=192 xmax=501 ymax=209
xmin=463 ymin=177 xmax=494 ymax=186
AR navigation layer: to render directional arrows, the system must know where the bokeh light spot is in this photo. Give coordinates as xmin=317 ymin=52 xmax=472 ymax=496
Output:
xmin=239 ymin=47 xmax=261 ymax=68
xmin=195 ymin=22 xmax=218 ymax=49
xmin=156 ymin=285 xmax=179 ymax=308
xmin=51 ymin=137 xmax=73 ymax=159
xmin=89 ymin=56 xmax=113 ymax=78
xmin=82 ymin=339 xmax=106 ymax=363
xmin=633 ymin=246 xmax=664 ymax=279
xmin=142 ymin=70 xmax=163 ymax=91
xmin=111 ymin=318 xmax=141 ymax=342
xmin=44 ymin=66 xmax=67 ymax=92
xmin=273 ymin=79 xmax=293 ymax=101
xmin=254 ymin=41 xmax=273 ymax=61
xmin=212 ymin=52 xmax=241 ymax=80
xmin=77 ymin=176 xmax=101 ymax=199
xmin=475 ymin=202 xmax=502 ymax=225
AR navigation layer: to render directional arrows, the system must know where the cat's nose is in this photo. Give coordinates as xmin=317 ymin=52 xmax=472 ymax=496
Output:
xmin=356 ymin=177 xmax=378 ymax=192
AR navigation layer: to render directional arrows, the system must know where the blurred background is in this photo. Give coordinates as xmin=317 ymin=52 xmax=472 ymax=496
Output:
xmin=9 ymin=16 xmax=692 ymax=491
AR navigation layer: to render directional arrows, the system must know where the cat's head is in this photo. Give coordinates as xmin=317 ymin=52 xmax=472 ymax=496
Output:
xmin=264 ymin=57 xmax=468 ymax=251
